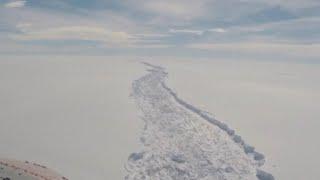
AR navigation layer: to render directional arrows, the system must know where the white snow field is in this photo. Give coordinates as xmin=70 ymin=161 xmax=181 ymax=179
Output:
xmin=0 ymin=56 xmax=319 ymax=180
xmin=0 ymin=56 xmax=144 ymax=179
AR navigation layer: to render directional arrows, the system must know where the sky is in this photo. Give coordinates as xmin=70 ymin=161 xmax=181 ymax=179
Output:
xmin=0 ymin=0 xmax=320 ymax=59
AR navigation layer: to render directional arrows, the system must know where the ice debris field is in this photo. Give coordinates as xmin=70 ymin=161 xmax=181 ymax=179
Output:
xmin=126 ymin=63 xmax=274 ymax=180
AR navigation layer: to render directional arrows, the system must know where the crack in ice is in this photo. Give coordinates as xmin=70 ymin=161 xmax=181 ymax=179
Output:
xmin=126 ymin=62 xmax=274 ymax=180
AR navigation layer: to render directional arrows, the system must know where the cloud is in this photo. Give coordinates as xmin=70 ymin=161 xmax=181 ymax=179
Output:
xmin=169 ymin=29 xmax=204 ymax=35
xmin=11 ymin=26 xmax=132 ymax=44
xmin=130 ymin=44 xmax=172 ymax=49
xmin=133 ymin=33 xmax=170 ymax=38
xmin=10 ymin=24 xmax=175 ymax=49
xmin=226 ymin=17 xmax=320 ymax=43
xmin=16 ymin=23 xmax=32 ymax=30
xmin=208 ymin=28 xmax=227 ymax=33
xmin=127 ymin=0 xmax=210 ymax=21
xmin=186 ymin=42 xmax=320 ymax=58
xmin=169 ymin=28 xmax=227 ymax=36
xmin=5 ymin=0 xmax=26 ymax=8
xmin=247 ymin=0 xmax=320 ymax=9
xmin=1 ymin=0 xmax=320 ymax=55
xmin=143 ymin=1 xmax=205 ymax=19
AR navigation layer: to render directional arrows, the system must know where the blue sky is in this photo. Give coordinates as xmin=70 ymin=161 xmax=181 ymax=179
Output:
xmin=1 ymin=0 xmax=320 ymax=58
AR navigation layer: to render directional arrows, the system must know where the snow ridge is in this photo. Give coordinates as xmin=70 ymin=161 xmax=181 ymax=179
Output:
xmin=126 ymin=62 xmax=274 ymax=180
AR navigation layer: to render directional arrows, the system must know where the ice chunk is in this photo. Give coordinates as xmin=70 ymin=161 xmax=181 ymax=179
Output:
xmin=244 ymin=144 xmax=255 ymax=154
xmin=128 ymin=152 xmax=144 ymax=161
xmin=171 ymin=154 xmax=186 ymax=163
xmin=253 ymin=152 xmax=265 ymax=161
xmin=256 ymin=169 xmax=275 ymax=180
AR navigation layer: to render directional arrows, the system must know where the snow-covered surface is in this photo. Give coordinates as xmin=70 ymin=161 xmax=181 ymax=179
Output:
xmin=0 ymin=56 xmax=319 ymax=179
xmin=0 ymin=56 xmax=144 ymax=179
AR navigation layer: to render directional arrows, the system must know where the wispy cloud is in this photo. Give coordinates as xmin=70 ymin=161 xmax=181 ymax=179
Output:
xmin=249 ymin=0 xmax=320 ymax=8
xmin=169 ymin=29 xmax=204 ymax=35
xmin=129 ymin=0 xmax=210 ymax=20
xmin=169 ymin=28 xmax=227 ymax=36
xmin=208 ymin=28 xmax=227 ymax=33
xmin=11 ymin=26 xmax=132 ymax=44
xmin=10 ymin=24 xmax=172 ymax=49
xmin=5 ymin=0 xmax=26 ymax=8
xmin=187 ymin=42 xmax=320 ymax=57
